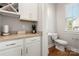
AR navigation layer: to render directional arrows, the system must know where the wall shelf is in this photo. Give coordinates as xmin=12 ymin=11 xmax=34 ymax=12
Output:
xmin=0 ymin=10 xmax=20 ymax=17
xmin=0 ymin=3 xmax=19 ymax=17
xmin=20 ymin=19 xmax=38 ymax=22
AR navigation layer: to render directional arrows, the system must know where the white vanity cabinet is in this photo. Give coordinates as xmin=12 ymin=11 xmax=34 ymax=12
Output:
xmin=0 ymin=39 xmax=23 ymax=56
xmin=64 ymin=32 xmax=79 ymax=52
xmin=19 ymin=3 xmax=38 ymax=21
xmin=24 ymin=37 xmax=41 ymax=56
xmin=0 ymin=36 xmax=41 ymax=56
xmin=71 ymin=34 xmax=79 ymax=49
xmin=0 ymin=47 xmax=22 ymax=56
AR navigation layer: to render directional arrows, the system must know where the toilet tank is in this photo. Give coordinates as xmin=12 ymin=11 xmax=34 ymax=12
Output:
xmin=52 ymin=33 xmax=58 ymax=40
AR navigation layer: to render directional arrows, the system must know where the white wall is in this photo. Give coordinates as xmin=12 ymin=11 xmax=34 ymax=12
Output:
xmin=47 ymin=4 xmax=56 ymax=33
xmin=38 ymin=3 xmax=48 ymax=56
xmin=37 ymin=4 xmax=57 ymax=56
xmin=56 ymin=4 xmax=66 ymax=39
xmin=47 ymin=4 xmax=57 ymax=48
xmin=37 ymin=4 xmax=57 ymax=50
xmin=37 ymin=4 xmax=43 ymax=32
xmin=37 ymin=4 xmax=56 ymax=33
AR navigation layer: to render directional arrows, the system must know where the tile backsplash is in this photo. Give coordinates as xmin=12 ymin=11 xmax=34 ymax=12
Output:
xmin=0 ymin=15 xmax=36 ymax=33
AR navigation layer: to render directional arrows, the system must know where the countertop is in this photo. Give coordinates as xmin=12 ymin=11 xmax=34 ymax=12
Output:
xmin=0 ymin=33 xmax=41 ymax=42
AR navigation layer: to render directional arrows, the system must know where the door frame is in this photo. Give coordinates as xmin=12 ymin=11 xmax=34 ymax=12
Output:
xmin=41 ymin=3 xmax=49 ymax=56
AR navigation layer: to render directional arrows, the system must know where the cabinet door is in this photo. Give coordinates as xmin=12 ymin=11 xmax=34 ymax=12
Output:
xmin=19 ymin=3 xmax=30 ymax=20
xmin=19 ymin=3 xmax=38 ymax=21
xmin=71 ymin=34 xmax=79 ymax=49
xmin=0 ymin=47 xmax=22 ymax=56
xmin=30 ymin=3 xmax=38 ymax=21
xmin=25 ymin=42 xmax=41 ymax=56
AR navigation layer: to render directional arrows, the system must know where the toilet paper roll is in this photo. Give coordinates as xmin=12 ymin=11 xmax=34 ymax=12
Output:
xmin=3 ymin=25 xmax=9 ymax=33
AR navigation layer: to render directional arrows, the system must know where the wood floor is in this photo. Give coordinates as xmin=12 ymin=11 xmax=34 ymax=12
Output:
xmin=48 ymin=47 xmax=79 ymax=56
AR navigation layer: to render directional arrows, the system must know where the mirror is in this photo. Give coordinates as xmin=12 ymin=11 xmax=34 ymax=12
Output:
xmin=65 ymin=4 xmax=79 ymax=31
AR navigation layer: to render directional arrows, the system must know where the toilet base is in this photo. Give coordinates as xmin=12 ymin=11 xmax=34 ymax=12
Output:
xmin=55 ymin=44 xmax=65 ymax=52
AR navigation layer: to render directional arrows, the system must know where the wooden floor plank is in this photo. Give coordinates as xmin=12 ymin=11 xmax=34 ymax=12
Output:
xmin=48 ymin=47 xmax=79 ymax=56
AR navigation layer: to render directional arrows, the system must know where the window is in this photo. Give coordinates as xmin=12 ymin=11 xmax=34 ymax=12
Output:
xmin=65 ymin=4 xmax=79 ymax=31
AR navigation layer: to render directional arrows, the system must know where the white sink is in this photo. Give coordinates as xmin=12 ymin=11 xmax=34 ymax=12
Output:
xmin=55 ymin=39 xmax=68 ymax=45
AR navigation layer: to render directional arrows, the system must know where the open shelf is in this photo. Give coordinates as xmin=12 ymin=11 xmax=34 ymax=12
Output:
xmin=0 ymin=3 xmax=19 ymax=17
xmin=20 ymin=19 xmax=38 ymax=22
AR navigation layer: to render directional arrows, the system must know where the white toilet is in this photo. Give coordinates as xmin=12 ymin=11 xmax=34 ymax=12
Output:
xmin=48 ymin=33 xmax=68 ymax=51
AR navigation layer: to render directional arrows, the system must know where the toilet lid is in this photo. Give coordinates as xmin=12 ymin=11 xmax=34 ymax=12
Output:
xmin=55 ymin=39 xmax=68 ymax=45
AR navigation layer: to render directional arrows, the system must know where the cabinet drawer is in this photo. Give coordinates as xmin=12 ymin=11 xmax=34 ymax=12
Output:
xmin=0 ymin=39 xmax=23 ymax=50
xmin=25 ymin=37 xmax=40 ymax=44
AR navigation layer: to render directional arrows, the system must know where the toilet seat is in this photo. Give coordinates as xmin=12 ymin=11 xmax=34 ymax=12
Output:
xmin=54 ymin=39 xmax=68 ymax=45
